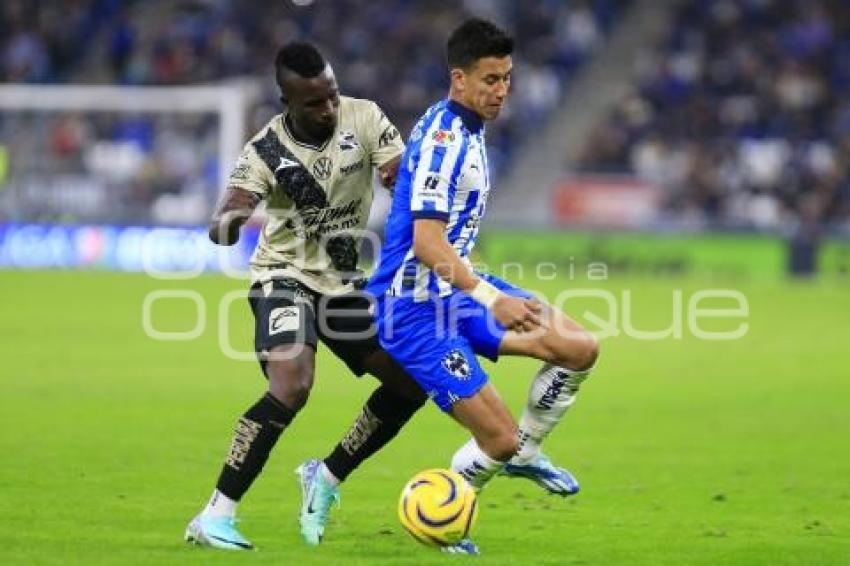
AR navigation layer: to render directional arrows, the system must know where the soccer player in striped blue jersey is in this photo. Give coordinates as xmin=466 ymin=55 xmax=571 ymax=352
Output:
xmin=368 ymin=18 xmax=600 ymax=554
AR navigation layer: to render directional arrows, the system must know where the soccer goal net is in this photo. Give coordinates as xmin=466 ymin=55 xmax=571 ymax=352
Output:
xmin=0 ymin=81 xmax=263 ymax=226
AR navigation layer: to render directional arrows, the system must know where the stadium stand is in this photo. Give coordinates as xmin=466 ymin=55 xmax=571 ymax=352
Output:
xmin=578 ymin=0 xmax=850 ymax=231
xmin=0 ymin=0 xmax=622 ymax=224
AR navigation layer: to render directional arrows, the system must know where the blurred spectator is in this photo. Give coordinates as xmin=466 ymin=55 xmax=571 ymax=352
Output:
xmin=578 ymin=0 xmax=850 ymax=232
xmin=0 ymin=0 xmax=621 ymax=224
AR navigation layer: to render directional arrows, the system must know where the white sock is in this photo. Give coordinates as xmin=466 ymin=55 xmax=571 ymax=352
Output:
xmin=201 ymin=489 xmax=238 ymax=518
xmin=511 ymin=363 xmax=591 ymax=464
xmin=320 ymin=461 xmax=341 ymax=486
xmin=450 ymin=437 xmax=505 ymax=492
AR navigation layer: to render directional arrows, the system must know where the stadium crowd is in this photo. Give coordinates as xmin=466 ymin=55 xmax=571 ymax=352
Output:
xmin=0 ymin=0 xmax=618 ymax=224
xmin=578 ymin=0 xmax=850 ymax=230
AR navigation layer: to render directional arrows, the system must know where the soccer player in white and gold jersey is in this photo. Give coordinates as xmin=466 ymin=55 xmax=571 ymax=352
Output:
xmin=185 ymin=42 xmax=426 ymax=551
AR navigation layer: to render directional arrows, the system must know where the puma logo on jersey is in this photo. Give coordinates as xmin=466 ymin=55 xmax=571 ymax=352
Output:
xmin=275 ymin=156 xmax=300 ymax=173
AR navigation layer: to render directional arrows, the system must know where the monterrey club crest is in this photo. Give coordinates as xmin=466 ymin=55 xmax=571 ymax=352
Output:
xmin=442 ymin=349 xmax=472 ymax=380
xmin=312 ymin=157 xmax=333 ymax=180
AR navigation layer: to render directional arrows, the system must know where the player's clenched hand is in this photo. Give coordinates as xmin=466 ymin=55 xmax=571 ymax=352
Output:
xmin=492 ymin=294 xmax=542 ymax=332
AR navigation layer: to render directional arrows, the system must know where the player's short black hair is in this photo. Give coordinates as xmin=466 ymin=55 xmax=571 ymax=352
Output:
xmin=275 ymin=41 xmax=327 ymax=80
xmin=447 ymin=18 xmax=514 ymax=70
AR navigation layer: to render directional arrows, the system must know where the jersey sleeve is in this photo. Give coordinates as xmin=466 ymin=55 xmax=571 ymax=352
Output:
xmin=226 ymin=141 xmax=274 ymax=198
xmin=409 ymin=117 xmax=466 ymax=222
xmin=365 ymin=101 xmax=404 ymax=168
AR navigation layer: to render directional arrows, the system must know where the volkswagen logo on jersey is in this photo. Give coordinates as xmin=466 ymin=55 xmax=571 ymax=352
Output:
xmin=312 ymin=157 xmax=333 ymax=180
xmin=442 ymin=349 xmax=472 ymax=380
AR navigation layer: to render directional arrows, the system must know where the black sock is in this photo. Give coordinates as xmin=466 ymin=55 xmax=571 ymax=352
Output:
xmin=323 ymin=385 xmax=424 ymax=482
xmin=215 ymin=392 xmax=296 ymax=501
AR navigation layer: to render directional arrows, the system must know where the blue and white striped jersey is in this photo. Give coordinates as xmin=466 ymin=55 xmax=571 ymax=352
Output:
xmin=368 ymin=98 xmax=491 ymax=301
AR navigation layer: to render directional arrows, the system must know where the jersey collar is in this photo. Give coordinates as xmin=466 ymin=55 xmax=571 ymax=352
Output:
xmin=446 ymin=99 xmax=484 ymax=134
xmin=282 ymin=113 xmax=333 ymax=152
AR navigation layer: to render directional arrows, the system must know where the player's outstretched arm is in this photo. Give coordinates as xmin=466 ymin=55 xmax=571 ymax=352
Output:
xmin=413 ymin=219 xmax=540 ymax=332
xmin=208 ymin=187 xmax=260 ymax=246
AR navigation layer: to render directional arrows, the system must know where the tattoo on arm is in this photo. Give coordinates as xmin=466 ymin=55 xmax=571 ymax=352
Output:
xmin=208 ymin=187 xmax=260 ymax=245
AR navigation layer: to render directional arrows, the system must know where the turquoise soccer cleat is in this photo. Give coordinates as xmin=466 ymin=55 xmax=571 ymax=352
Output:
xmin=296 ymin=459 xmax=341 ymax=545
xmin=441 ymin=538 xmax=480 ymax=555
xmin=500 ymin=453 xmax=580 ymax=496
xmin=184 ymin=514 xmax=254 ymax=550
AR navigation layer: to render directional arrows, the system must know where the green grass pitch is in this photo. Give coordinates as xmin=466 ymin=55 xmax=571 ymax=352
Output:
xmin=1 ymin=270 xmax=848 ymax=565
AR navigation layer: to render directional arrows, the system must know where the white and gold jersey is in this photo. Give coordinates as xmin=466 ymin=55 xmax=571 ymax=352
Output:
xmin=227 ymin=96 xmax=403 ymax=294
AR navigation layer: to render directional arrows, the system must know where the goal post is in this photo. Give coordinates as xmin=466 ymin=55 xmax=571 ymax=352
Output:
xmin=0 ymin=80 xmax=263 ymax=199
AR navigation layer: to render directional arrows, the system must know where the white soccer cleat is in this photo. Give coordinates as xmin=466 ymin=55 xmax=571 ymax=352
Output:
xmin=184 ymin=514 xmax=254 ymax=550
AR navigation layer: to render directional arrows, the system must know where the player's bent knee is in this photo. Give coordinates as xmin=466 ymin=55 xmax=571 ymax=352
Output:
xmin=549 ymin=331 xmax=599 ymax=372
xmin=265 ymin=358 xmax=315 ymax=411
xmin=572 ymin=333 xmax=600 ymax=371
xmin=268 ymin=377 xmax=311 ymax=411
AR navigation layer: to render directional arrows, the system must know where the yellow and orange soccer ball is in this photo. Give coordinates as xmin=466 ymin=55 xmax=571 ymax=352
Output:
xmin=397 ymin=469 xmax=479 ymax=547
